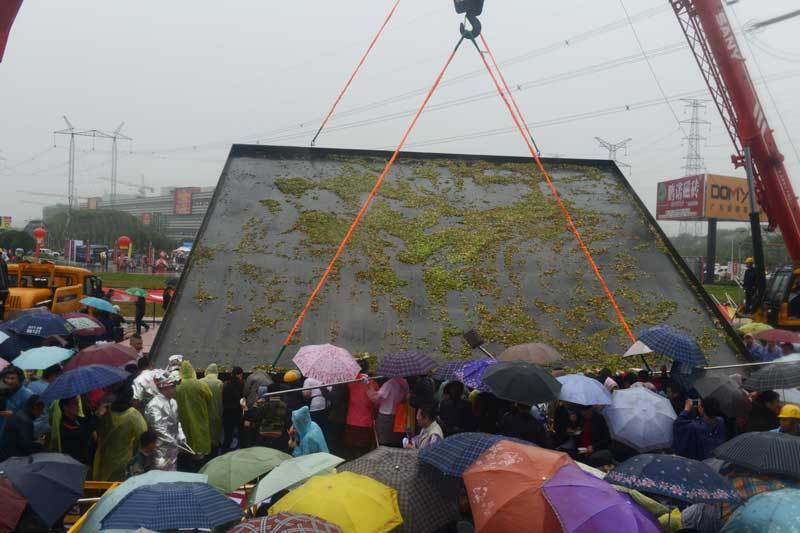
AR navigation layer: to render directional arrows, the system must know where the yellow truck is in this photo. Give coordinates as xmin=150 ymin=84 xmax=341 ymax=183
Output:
xmin=2 ymin=261 xmax=101 ymax=319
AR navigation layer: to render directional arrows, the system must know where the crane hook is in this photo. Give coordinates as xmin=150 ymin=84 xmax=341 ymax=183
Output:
xmin=460 ymin=13 xmax=482 ymax=40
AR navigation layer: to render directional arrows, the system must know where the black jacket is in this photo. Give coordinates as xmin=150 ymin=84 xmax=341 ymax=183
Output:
xmin=60 ymin=415 xmax=97 ymax=465
xmin=498 ymin=408 xmax=547 ymax=447
xmin=747 ymin=402 xmax=779 ymax=432
xmin=222 ymin=379 xmax=244 ymax=415
xmin=0 ymin=411 xmax=39 ymax=461
xmin=743 ymin=266 xmax=756 ymax=292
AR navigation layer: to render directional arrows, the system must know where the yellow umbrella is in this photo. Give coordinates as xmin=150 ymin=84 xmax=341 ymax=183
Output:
xmin=739 ymin=322 xmax=773 ymax=334
xmin=269 ymin=472 xmax=402 ymax=533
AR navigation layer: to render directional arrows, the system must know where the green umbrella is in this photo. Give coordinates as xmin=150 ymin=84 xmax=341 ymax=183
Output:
xmin=251 ymin=452 xmax=344 ymax=505
xmin=199 ymin=447 xmax=292 ymax=493
xmin=125 ymin=287 xmax=149 ymax=298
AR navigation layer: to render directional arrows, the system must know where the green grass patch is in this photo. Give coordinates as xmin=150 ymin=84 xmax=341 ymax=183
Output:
xmin=97 ymin=272 xmax=171 ymax=289
xmin=703 ymin=284 xmax=744 ymax=304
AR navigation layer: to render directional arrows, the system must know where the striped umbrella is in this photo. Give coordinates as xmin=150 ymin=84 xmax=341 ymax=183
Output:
xmin=293 ymin=344 xmax=359 ymax=384
xmin=637 ymin=325 xmax=705 ymax=367
xmin=714 ymin=432 xmax=800 ymax=479
xmin=376 ymin=351 xmax=435 ymax=378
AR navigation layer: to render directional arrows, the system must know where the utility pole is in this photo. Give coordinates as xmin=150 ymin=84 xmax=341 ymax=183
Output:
xmin=680 ymin=99 xmax=710 ymax=178
xmin=595 ymin=137 xmax=632 ymax=171
xmin=109 ymin=122 xmax=132 ymax=207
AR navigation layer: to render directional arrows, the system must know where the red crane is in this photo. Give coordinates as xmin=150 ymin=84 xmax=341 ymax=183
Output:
xmin=670 ymin=0 xmax=800 ymax=262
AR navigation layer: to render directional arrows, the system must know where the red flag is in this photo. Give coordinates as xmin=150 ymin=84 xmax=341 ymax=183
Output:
xmin=0 ymin=0 xmax=23 ymax=63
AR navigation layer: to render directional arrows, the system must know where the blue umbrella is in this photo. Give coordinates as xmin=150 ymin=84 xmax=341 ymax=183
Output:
xmin=82 ymin=470 xmax=207 ymax=533
xmin=101 ymin=482 xmax=243 ymax=530
xmin=12 ymin=346 xmax=74 ymax=370
xmin=2 ymin=310 xmax=75 ymax=338
xmin=721 ymin=489 xmax=800 ymax=532
xmin=0 ymin=453 xmax=87 ymax=527
xmin=79 ymin=296 xmax=119 ymax=314
xmin=42 ymin=364 xmax=129 ymax=403
xmin=637 ymin=325 xmax=705 ymax=367
xmin=455 ymin=359 xmax=498 ymax=391
xmin=433 ymin=359 xmax=479 ymax=381
xmin=557 ymin=373 xmax=613 ymax=406
xmin=606 ymin=454 xmax=740 ymax=505
xmin=0 ymin=329 xmax=41 ymax=360
xmin=419 ymin=432 xmax=528 ymax=477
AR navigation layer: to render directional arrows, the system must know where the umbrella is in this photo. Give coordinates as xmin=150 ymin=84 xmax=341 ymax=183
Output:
xmin=454 ymin=358 xmax=498 ymax=391
xmin=723 ymin=466 xmax=800 ymax=508
xmin=557 ymin=373 xmax=612 ymax=406
xmin=165 ymin=277 xmax=179 ymax=288
xmin=744 ymin=362 xmax=800 ymax=391
xmin=12 ymin=346 xmax=74 ymax=370
xmin=603 ymin=387 xmax=677 ymax=452
xmin=229 ymin=513 xmax=342 ymax=533
xmin=3 ymin=310 xmax=74 ymax=338
xmin=481 ymin=361 xmax=562 ymax=404
xmin=0 ymin=357 xmax=8 ymax=372
xmin=293 ymin=344 xmax=359 ymax=383
xmin=376 ymin=350 xmax=435 ymax=378
xmin=776 ymin=387 xmax=800 ymax=404
xmin=692 ymin=375 xmax=749 ymax=418
xmin=755 ymin=329 xmax=800 ymax=344
xmin=42 ymin=364 xmax=129 ymax=403
xmin=636 ymin=325 xmax=706 ymax=367
xmin=433 ymin=358 xmax=479 ymax=381
xmin=738 ymin=322 xmax=773 ymax=335
xmin=0 ymin=453 xmax=87 ymax=527
xmin=125 ymin=287 xmax=149 ymax=298
xmin=101 ymin=481 xmax=242 ymax=531
xmin=714 ymin=431 xmax=800 ymax=479
xmin=80 ymin=296 xmax=119 ymax=314
xmin=499 ymin=342 xmax=561 ymax=365
xmin=623 ymin=340 xmax=653 ymax=357
xmin=542 ymin=463 xmax=660 ymax=533
xmin=606 ymin=453 xmax=740 ymax=504
xmin=339 ymin=447 xmax=460 ymax=533
xmin=82 ymin=470 xmax=207 ymax=533
xmin=463 ymin=440 xmax=574 ymax=533
xmin=200 ymin=447 xmax=291 ymax=493
xmin=63 ymin=312 xmax=106 ymax=337
xmin=0 ymin=329 xmax=40 ymax=360
xmin=418 ymin=432 xmax=527 ymax=477
xmin=0 ymin=477 xmax=27 ymax=532
xmin=269 ymin=472 xmax=403 ymax=533
xmin=252 ymin=452 xmax=345 ymax=505
xmin=63 ymin=343 xmax=139 ymax=371
xmin=721 ymin=489 xmax=800 ymax=532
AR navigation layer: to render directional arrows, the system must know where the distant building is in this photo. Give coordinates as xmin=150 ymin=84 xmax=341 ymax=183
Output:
xmin=75 ymin=186 xmax=215 ymax=242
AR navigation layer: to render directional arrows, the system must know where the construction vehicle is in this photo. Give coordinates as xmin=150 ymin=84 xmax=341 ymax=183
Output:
xmin=671 ymin=0 xmax=800 ymax=327
xmin=2 ymin=262 xmax=101 ymax=319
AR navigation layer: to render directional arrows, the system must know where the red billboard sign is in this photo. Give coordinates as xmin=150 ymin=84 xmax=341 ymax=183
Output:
xmin=656 ymin=175 xmax=705 ymax=221
xmin=173 ymin=187 xmax=198 ymax=215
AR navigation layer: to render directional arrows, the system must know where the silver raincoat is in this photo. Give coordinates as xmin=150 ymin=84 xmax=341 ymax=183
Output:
xmin=133 ymin=369 xmax=159 ymax=405
xmin=144 ymin=393 xmax=185 ymax=470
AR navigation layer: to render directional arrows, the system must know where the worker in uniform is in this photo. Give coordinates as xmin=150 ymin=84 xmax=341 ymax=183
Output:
xmin=742 ymin=257 xmax=757 ymax=313
xmin=144 ymin=370 xmax=186 ymax=471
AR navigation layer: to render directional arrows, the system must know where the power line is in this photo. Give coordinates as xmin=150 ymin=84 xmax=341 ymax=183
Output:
xmin=680 ymin=99 xmax=710 ymax=176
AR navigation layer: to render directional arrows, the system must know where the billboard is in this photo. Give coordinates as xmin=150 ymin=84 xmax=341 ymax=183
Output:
xmin=656 ymin=175 xmax=705 ymax=220
xmin=705 ymin=174 xmax=766 ymax=222
xmin=1 ymin=216 xmax=11 ymax=229
xmin=142 ymin=212 xmax=151 ymax=225
xmin=173 ymin=187 xmax=199 ymax=215
xmin=86 ymin=197 xmax=100 ymax=210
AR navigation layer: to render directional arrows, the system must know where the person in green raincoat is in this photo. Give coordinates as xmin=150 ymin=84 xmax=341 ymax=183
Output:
xmin=176 ymin=360 xmax=212 ymax=457
xmin=199 ymin=363 xmax=224 ymax=450
xmin=93 ymin=385 xmax=148 ymax=481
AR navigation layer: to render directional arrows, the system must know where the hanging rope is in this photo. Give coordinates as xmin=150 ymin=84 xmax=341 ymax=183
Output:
xmin=310 ymin=0 xmax=403 ymax=147
xmin=472 ymin=35 xmax=636 ymax=343
xmin=273 ymin=36 xmax=467 ymax=365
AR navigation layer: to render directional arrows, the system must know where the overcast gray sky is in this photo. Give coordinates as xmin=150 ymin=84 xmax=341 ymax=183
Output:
xmin=1 ymin=0 xmax=799 ymax=235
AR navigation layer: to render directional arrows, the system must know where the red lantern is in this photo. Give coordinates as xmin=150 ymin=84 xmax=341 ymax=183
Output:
xmin=33 ymin=227 xmax=46 ymax=241
xmin=118 ymin=235 xmax=131 ymax=250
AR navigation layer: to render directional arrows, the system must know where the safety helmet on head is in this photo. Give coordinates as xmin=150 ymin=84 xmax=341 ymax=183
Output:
xmin=745 ymin=257 xmax=754 ymax=265
xmin=779 ymin=404 xmax=800 ymax=419
xmin=283 ymin=369 xmax=301 ymax=383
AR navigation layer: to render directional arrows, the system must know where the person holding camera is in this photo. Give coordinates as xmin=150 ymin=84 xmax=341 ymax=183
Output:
xmin=673 ymin=397 xmax=726 ymax=461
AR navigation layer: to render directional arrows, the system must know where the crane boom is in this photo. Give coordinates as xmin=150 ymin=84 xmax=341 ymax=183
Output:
xmin=670 ymin=0 xmax=800 ymax=262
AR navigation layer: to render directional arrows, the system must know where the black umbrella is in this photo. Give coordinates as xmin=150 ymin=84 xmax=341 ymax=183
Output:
xmin=0 ymin=453 xmax=87 ymax=526
xmin=0 ymin=329 xmax=41 ymax=360
xmin=744 ymin=363 xmax=800 ymax=391
xmin=692 ymin=375 xmax=749 ymax=418
xmin=481 ymin=361 xmax=561 ymax=405
xmin=339 ymin=447 xmax=460 ymax=533
xmin=714 ymin=431 xmax=800 ymax=479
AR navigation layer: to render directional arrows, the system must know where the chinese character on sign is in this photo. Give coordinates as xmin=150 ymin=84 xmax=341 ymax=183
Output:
xmin=668 ymin=185 xmax=675 ymax=201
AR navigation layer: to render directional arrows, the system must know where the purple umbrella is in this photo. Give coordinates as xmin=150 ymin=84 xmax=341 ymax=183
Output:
xmin=376 ymin=350 xmax=435 ymax=378
xmin=455 ymin=359 xmax=498 ymax=391
xmin=542 ymin=464 xmax=660 ymax=533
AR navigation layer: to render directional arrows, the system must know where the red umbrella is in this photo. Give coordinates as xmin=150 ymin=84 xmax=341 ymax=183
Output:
xmin=63 ymin=313 xmax=106 ymax=337
xmin=63 ymin=343 xmax=138 ymax=371
xmin=755 ymin=329 xmax=800 ymax=344
xmin=0 ymin=477 xmax=27 ymax=531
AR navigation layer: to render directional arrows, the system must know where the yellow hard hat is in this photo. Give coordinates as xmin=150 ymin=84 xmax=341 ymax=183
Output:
xmin=745 ymin=257 xmax=754 ymax=265
xmin=283 ymin=370 xmax=301 ymax=383
xmin=794 ymin=268 xmax=800 ymax=277
xmin=779 ymin=404 xmax=800 ymax=419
